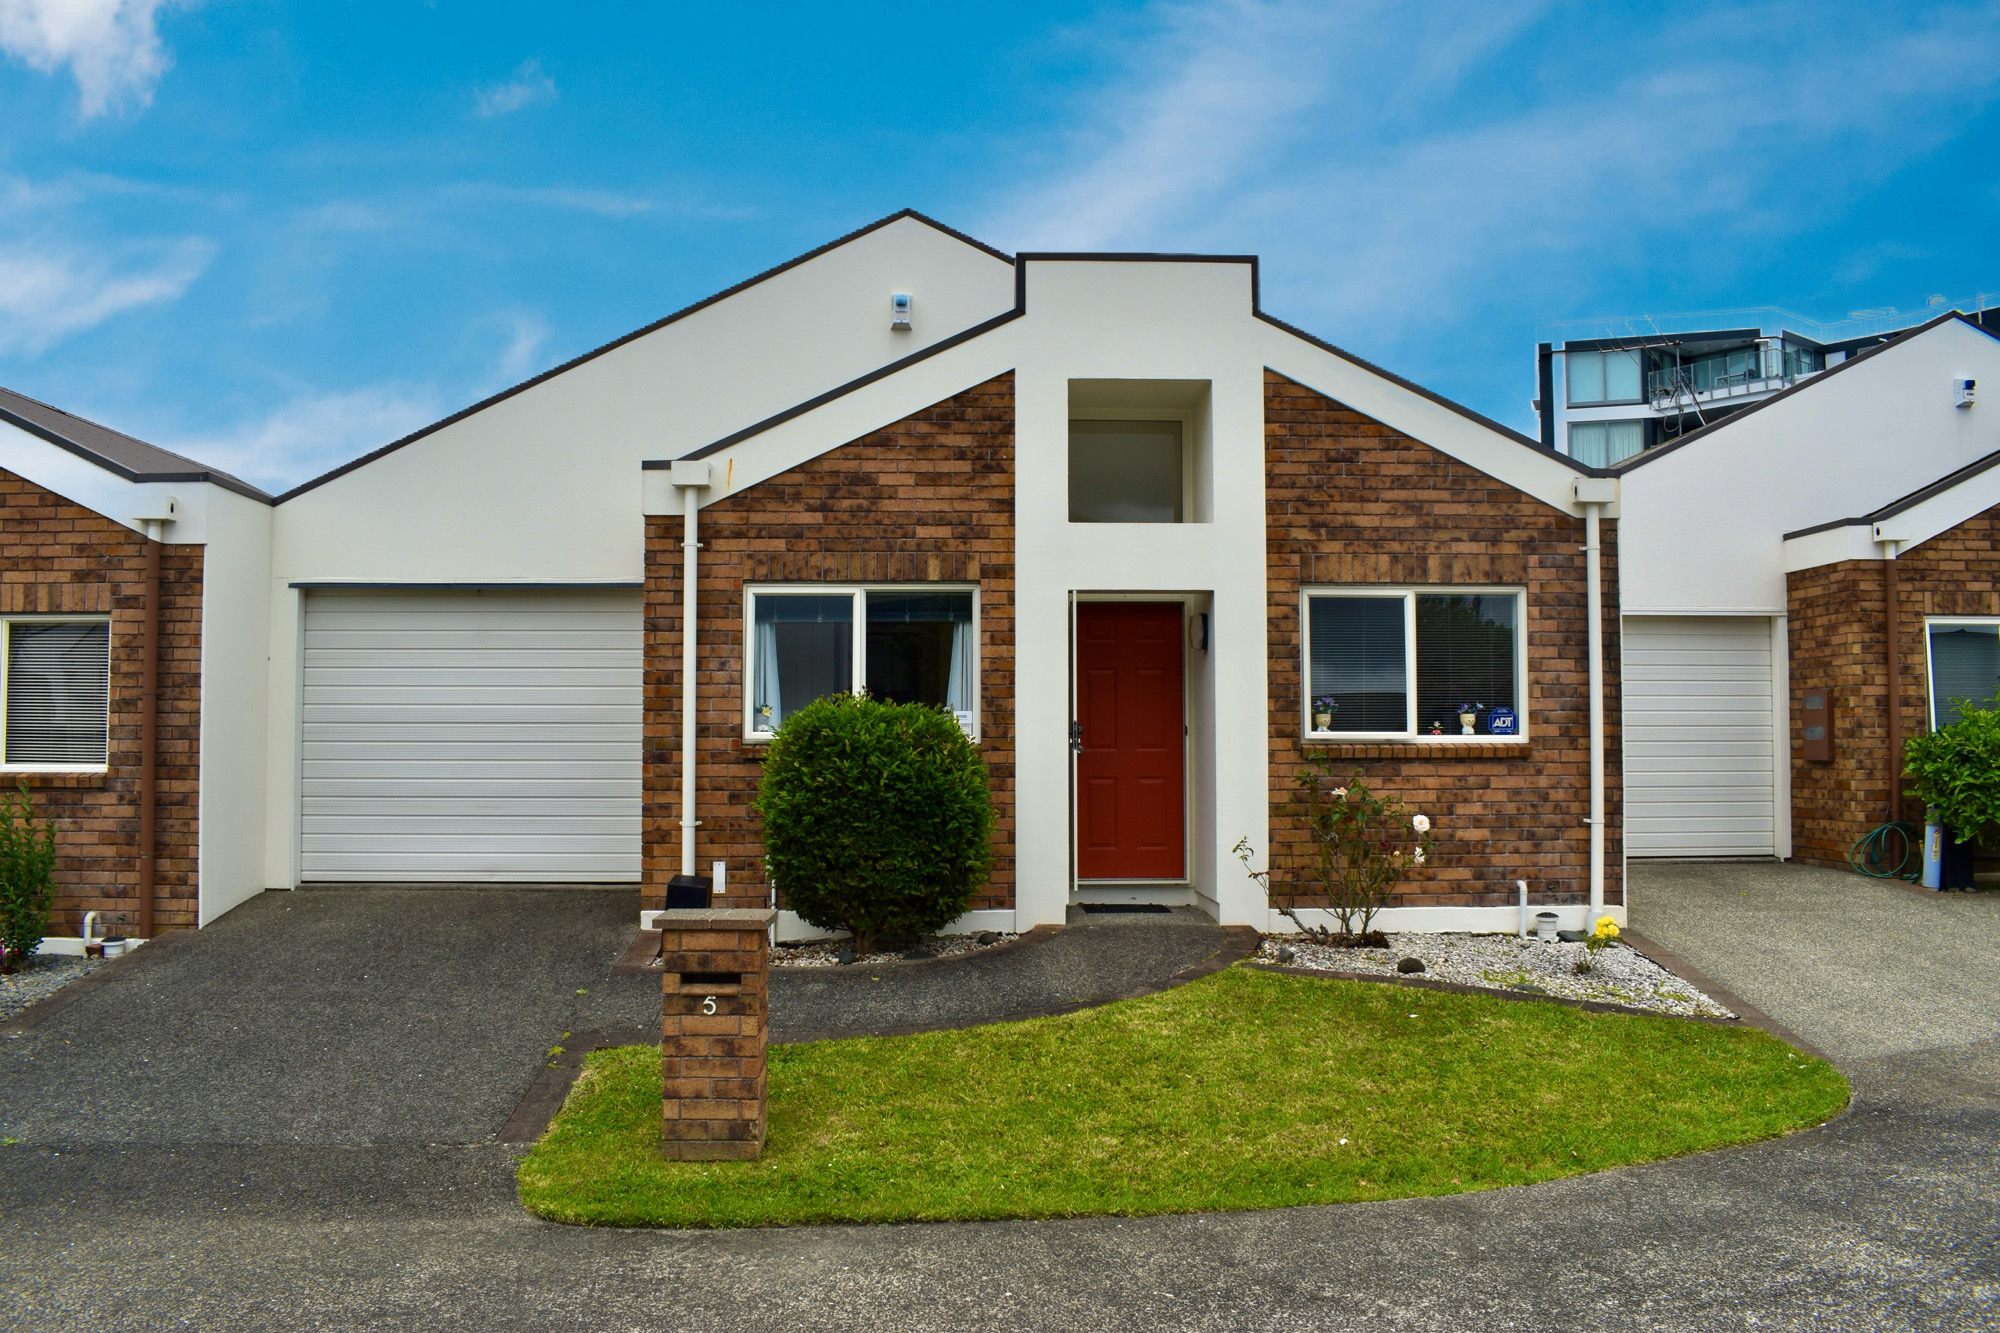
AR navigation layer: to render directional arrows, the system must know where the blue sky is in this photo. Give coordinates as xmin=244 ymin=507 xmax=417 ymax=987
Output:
xmin=2 ymin=0 xmax=1997 ymax=492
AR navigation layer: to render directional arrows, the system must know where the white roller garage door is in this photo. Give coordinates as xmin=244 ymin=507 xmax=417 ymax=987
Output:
xmin=301 ymin=588 xmax=642 ymax=881
xmin=1623 ymin=616 xmax=1777 ymax=858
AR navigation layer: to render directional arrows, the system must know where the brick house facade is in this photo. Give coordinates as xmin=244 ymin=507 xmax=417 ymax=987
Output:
xmin=641 ymin=374 xmax=1017 ymax=913
xmin=1264 ymin=373 xmax=1622 ymax=912
xmin=1787 ymin=502 xmax=2000 ymax=868
xmin=0 ymin=467 xmax=201 ymax=935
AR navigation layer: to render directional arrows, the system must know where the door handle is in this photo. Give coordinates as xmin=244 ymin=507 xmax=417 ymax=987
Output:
xmin=1069 ymin=720 xmax=1083 ymax=754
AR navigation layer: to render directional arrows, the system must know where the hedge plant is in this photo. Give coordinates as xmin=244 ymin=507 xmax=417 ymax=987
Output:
xmin=756 ymin=693 xmax=992 ymax=956
xmin=0 ymin=784 xmax=59 ymax=974
xmin=1904 ymin=704 xmax=2000 ymax=848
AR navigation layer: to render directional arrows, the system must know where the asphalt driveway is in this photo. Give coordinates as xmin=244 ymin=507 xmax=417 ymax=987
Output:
xmin=1 ymin=872 xmax=1994 ymax=1332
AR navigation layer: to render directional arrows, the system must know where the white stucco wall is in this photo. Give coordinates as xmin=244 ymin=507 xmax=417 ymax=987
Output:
xmin=260 ymin=215 xmax=1016 ymax=887
xmin=1618 ymin=319 xmax=2000 ymax=614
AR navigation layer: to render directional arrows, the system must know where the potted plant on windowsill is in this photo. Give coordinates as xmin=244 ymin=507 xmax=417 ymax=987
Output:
xmin=1311 ymin=696 xmax=1338 ymax=732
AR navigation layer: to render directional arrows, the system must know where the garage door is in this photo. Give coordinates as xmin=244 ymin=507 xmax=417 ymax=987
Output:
xmin=301 ymin=588 xmax=642 ymax=881
xmin=1623 ymin=616 xmax=1777 ymax=858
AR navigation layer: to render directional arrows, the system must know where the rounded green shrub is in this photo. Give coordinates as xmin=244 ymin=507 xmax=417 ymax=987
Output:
xmin=755 ymin=693 xmax=992 ymax=956
xmin=1904 ymin=704 xmax=2000 ymax=848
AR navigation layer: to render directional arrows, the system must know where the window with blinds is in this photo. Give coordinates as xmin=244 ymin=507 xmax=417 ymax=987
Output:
xmin=1304 ymin=590 xmax=1524 ymax=740
xmin=5 ymin=621 xmax=111 ymax=765
xmin=1307 ymin=596 xmax=1408 ymax=732
xmin=1927 ymin=621 xmax=2000 ymax=729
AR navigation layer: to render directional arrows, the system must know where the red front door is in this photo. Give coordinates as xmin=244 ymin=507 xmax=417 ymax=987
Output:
xmin=1076 ymin=601 xmax=1185 ymax=880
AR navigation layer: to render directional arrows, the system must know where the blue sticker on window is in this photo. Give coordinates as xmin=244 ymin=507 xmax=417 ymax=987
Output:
xmin=1485 ymin=706 xmax=1517 ymax=736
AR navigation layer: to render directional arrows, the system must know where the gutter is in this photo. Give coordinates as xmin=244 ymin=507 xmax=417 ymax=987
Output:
xmin=669 ymin=462 xmax=712 ymax=879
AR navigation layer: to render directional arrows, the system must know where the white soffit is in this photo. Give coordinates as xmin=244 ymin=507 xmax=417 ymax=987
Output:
xmin=1250 ymin=320 xmax=1601 ymax=516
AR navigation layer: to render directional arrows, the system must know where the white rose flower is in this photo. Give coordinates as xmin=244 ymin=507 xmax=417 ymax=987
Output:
xmin=1411 ymin=814 xmax=1431 ymax=833
xmin=1331 ymin=787 xmax=1348 ymax=798
xmin=1413 ymin=847 xmax=1426 ymax=864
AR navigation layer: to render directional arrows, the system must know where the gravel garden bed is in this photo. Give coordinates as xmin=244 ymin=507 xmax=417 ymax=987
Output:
xmin=1256 ymin=932 xmax=1734 ymax=1018
xmin=772 ymin=931 xmax=1021 ymax=969
xmin=1 ymin=953 xmax=113 ymax=1022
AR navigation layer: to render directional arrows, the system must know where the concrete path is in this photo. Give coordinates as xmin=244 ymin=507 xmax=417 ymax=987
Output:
xmin=771 ymin=906 xmax=1227 ymax=1040
xmin=1 ymin=874 xmax=1995 ymax=1331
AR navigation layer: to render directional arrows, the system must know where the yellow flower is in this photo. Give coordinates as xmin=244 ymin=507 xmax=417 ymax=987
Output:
xmin=1593 ymin=915 xmax=1620 ymax=940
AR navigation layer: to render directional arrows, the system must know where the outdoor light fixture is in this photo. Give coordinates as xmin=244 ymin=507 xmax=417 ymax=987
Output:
xmin=1955 ymin=377 xmax=1976 ymax=407
xmin=891 ymin=293 xmax=912 ymax=331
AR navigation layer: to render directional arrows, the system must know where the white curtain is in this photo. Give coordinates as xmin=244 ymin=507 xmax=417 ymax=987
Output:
xmin=946 ymin=617 xmax=975 ymax=725
xmin=753 ymin=617 xmax=781 ymax=731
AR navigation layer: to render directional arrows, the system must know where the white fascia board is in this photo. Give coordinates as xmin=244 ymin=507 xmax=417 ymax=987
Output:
xmin=1782 ymin=523 xmax=1880 ymax=573
xmin=645 ymin=320 xmax=1025 ymax=515
xmin=0 ymin=419 xmax=212 ymax=541
xmin=1251 ymin=321 xmax=1603 ymax=516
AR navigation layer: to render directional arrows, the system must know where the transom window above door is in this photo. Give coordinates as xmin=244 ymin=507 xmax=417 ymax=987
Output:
xmin=746 ymin=587 xmax=977 ymax=738
xmin=1303 ymin=588 xmax=1527 ymax=741
xmin=1069 ymin=420 xmax=1184 ymax=523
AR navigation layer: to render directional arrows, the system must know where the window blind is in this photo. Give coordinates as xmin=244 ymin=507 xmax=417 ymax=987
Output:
xmin=6 ymin=621 xmax=110 ymax=764
xmin=1415 ymin=595 xmax=1517 ymax=733
xmin=1929 ymin=624 xmax=2000 ymax=728
xmin=1307 ymin=597 xmax=1407 ymax=731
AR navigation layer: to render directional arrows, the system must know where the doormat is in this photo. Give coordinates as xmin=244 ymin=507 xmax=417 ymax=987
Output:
xmin=1080 ymin=904 xmax=1172 ymax=914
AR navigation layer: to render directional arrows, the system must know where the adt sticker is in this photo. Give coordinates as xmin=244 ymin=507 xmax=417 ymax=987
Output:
xmin=1485 ymin=706 xmax=1517 ymax=736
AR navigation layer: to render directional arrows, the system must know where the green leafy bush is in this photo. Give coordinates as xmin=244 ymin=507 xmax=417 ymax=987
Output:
xmin=756 ymin=693 xmax=992 ymax=956
xmin=1904 ymin=704 xmax=2000 ymax=848
xmin=0 ymin=784 xmax=58 ymax=974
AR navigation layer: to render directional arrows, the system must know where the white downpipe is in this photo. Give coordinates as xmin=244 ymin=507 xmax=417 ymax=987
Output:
xmin=679 ymin=487 xmax=700 ymax=878
xmin=1584 ymin=502 xmax=1606 ymax=924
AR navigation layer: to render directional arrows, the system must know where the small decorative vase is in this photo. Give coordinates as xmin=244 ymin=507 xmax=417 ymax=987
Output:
xmin=1313 ymin=712 xmax=1332 ymax=731
xmin=1459 ymin=711 xmax=1477 ymax=735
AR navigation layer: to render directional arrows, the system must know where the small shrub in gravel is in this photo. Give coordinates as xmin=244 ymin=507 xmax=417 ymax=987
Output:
xmin=0 ymin=784 xmax=58 ymax=976
xmin=1233 ymin=762 xmax=1434 ymax=945
xmin=757 ymin=693 xmax=992 ymax=958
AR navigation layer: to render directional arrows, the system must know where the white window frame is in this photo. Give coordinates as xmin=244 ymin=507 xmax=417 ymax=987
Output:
xmin=1300 ymin=586 xmax=1530 ymax=744
xmin=0 ymin=614 xmax=114 ymax=773
xmin=743 ymin=583 xmax=980 ymax=742
xmin=1923 ymin=615 xmax=2000 ymax=730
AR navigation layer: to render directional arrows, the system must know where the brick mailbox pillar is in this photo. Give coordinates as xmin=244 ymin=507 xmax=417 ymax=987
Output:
xmin=657 ymin=908 xmax=777 ymax=1160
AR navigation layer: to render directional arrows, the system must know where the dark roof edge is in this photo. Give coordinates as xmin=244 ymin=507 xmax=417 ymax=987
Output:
xmin=274 ymin=209 xmax=1014 ymax=504
xmin=0 ymin=402 xmax=274 ymax=504
xmin=1253 ymin=312 xmax=1609 ymax=475
xmin=1782 ymin=445 xmax=2000 ymax=540
xmin=649 ymin=248 xmax=1611 ymax=479
xmin=1615 ymin=310 xmax=1989 ymax=473
xmin=652 ymin=308 xmax=1025 ymax=465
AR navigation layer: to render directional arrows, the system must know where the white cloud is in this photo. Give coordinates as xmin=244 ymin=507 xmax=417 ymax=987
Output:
xmin=494 ymin=311 xmax=550 ymax=381
xmin=0 ymin=0 xmax=171 ymax=118
xmin=167 ymin=383 xmax=451 ymax=492
xmin=474 ymin=59 xmax=557 ymax=118
xmin=0 ymin=235 xmax=211 ymax=355
xmin=981 ymin=1 xmax=2000 ymax=344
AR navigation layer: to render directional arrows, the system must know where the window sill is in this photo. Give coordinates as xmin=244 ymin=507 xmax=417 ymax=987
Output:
xmin=0 ymin=767 xmax=109 ymax=788
xmin=1303 ymin=740 xmax=1529 ymax=760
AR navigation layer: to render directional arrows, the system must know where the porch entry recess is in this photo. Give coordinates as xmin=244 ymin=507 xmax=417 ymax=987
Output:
xmin=1074 ymin=601 xmax=1187 ymax=881
xmin=299 ymin=588 xmax=643 ymax=881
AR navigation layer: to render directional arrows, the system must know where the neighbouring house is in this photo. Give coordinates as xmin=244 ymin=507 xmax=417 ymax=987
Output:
xmin=1605 ymin=311 xmax=2000 ymax=866
xmin=3 ymin=210 xmax=1629 ymax=944
xmin=1532 ymin=304 xmax=1995 ymax=467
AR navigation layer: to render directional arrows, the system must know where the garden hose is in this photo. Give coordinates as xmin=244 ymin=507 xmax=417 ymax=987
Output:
xmin=1850 ymin=821 xmax=1922 ymax=880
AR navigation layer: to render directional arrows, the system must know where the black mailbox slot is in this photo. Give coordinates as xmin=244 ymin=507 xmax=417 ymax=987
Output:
xmin=681 ymin=972 xmax=742 ymax=988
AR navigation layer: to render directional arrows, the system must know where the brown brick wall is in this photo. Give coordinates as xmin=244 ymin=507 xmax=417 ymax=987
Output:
xmin=1265 ymin=371 xmax=1622 ymax=910
xmin=1788 ymin=503 xmax=2000 ymax=867
xmin=0 ymin=469 xmax=201 ymax=936
xmin=642 ymin=375 xmax=1015 ymax=912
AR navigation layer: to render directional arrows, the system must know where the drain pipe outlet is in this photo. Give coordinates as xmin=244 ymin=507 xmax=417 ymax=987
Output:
xmin=670 ymin=462 xmax=711 ymax=879
xmin=1517 ymin=880 xmax=1529 ymax=938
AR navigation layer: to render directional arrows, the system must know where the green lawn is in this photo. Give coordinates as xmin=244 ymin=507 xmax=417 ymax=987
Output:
xmin=518 ymin=966 xmax=1847 ymax=1229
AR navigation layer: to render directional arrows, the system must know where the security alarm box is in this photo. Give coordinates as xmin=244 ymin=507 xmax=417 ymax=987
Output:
xmin=1801 ymin=690 xmax=1832 ymax=762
